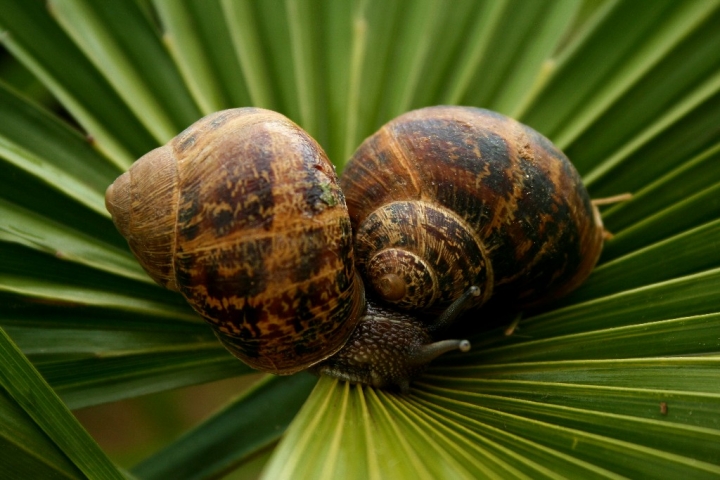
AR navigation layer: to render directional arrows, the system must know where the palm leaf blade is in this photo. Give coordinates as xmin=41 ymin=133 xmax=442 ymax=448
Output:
xmin=0 ymin=0 xmax=718 ymax=478
xmin=132 ymin=374 xmax=314 ymax=480
xmin=0 ymin=328 xmax=122 ymax=479
xmin=0 ymin=1 xmax=156 ymax=164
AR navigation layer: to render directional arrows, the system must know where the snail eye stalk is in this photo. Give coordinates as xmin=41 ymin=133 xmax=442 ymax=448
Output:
xmin=427 ymin=286 xmax=481 ymax=335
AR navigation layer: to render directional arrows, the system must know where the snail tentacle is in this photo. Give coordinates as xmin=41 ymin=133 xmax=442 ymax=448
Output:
xmin=407 ymin=339 xmax=471 ymax=367
xmin=426 ymin=285 xmax=482 ymax=335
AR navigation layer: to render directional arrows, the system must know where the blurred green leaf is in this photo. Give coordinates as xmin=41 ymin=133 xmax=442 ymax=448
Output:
xmin=0 ymin=83 xmax=118 ymax=215
xmin=0 ymin=198 xmax=150 ymax=283
xmin=0 ymin=388 xmax=84 ymax=479
xmin=0 ymin=327 xmax=123 ymax=479
xmin=0 ymin=0 xmax=157 ymax=165
xmin=152 ymin=0 xmax=250 ymax=113
xmin=48 ymin=0 xmax=201 ymax=142
xmin=41 ymin=350 xmax=250 ymax=410
xmin=133 ymin=374 xmax=315 ymax=480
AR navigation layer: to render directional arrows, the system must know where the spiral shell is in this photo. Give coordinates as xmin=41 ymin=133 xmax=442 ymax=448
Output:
xmin=340 ymin=106 xmax=603 ymax=313
xmin=106 ymin=108 xmax=364 ymax=374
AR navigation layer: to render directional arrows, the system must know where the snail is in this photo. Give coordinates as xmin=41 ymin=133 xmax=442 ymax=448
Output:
xmin=105 ymin=106 xmax=603 ymax=393
xmin=339 ymin=106 xmax=604 ymax=313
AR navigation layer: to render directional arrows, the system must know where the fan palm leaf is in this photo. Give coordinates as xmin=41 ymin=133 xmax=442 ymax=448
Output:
xmin=0 ymin=0 xmax=719 ymax=478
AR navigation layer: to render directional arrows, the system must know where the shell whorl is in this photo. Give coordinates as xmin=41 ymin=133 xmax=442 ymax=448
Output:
xmin=341 ymin=105 xmax=603 ymax=313
xmin=106 ymin=108 xmax=363 ymax=374
xmin=355 ymin=200 xmax=492 ymax=311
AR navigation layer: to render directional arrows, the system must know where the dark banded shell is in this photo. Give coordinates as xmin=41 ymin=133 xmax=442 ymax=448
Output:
xmin=106 ymin=108 xmax=363 ymax=374
xmin=340 ymin=106 xmax=603 ymax=313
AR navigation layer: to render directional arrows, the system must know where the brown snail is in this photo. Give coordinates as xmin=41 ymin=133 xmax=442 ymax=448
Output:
xmin=340 ymin=106 xmax=604 ymax=313
xmin=105 ymin=106 xmax=603 ymax=393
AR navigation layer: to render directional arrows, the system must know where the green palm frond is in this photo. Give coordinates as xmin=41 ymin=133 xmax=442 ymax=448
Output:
xmin=1 ymin=0 xmax=719 ymax=478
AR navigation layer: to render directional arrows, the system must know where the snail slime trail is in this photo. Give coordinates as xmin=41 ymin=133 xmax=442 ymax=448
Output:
xmin=106 ymin=106 xmax=604 ymax=393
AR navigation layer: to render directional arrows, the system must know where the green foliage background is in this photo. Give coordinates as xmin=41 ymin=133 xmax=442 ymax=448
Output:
xmin=1 ymin=0 xmax=720 ymax=478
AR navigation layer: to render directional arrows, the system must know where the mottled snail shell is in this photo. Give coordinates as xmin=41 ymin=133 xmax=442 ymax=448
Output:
xmin=105 ymin=108 xmax=364 ymax=374
xmin=340 ymin=106 xmax=603 ymax=314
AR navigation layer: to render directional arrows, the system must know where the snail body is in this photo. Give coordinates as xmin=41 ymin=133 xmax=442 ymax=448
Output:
xmin=106 ymin=106 xmax=603 ymax=393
